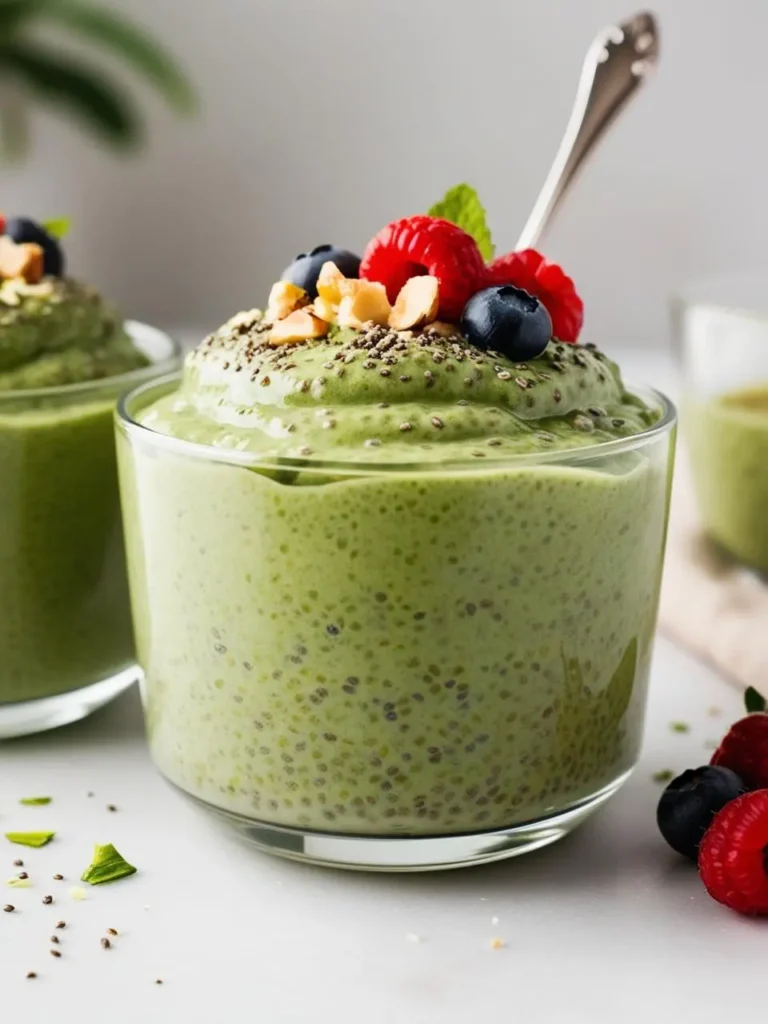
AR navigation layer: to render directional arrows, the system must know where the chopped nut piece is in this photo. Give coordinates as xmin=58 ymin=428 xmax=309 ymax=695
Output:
xmin=337 ymin=281 xmax=391 ymax=329
xmin=389 ymin=275 xmax=439 ymax=331
xmin=0 ymin=237 xmax=44 ymax=283
xmin=311 ymin=296 xmax=337 ymax=323
xmin=490 ymin=937 xmax=505 ymax=950
xmin=268 ymin=309 xmax=330 ymax=346
xmin=315 ymin=261 xmax=347 ymax=306
xmin=265 ymin=281 xmax=309 ymax=322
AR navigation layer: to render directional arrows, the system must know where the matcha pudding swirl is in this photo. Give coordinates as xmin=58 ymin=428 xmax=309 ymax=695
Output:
xmin=117 ymin=202 xmax=675 ymax=868
xmin=0 ymin=216 xmax=179 ymax=737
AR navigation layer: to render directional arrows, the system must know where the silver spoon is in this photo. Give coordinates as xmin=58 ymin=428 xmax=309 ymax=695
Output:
xmin=516 ymin=10 xmax=660 ymax=251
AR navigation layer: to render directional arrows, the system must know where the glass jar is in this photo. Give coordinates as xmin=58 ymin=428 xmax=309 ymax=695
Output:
xmin=674 ymin=269 xmax=768 ymax=572
xmin=0 ymin=322 xmax=180 ymax=737
xmin=117 ymin=377 xmax=675 ymax=871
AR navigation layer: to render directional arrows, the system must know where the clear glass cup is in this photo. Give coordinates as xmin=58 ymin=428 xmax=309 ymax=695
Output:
xmin=0 ymin=322 xmax=181 ymax=738
xmin=673 ymin=269 xmax=768 ymax=572
xmin=117 ymin=376 xmax=676 ymax=871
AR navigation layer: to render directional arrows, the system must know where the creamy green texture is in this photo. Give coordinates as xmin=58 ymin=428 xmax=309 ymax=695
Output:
xmin=0 ymin=275 xmax=151 ymax=708
xmin=686 ymin=383 xmax=768 ymax=571
xmin=139 ymin=312 xmax=656 ymax=460
xmin=0 ymin=277 xmax=147 ymax=391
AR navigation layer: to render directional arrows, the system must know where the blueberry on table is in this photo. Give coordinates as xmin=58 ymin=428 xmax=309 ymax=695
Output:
xmin=656 ymin=765 xmax=745 ymax=860
xmin=282 ymin=245 xmax=360 ymax=298
xmin=5 ymin=217 xmax=64 ymax=276
xmin=460 ymin=285 xmax=552 ymax=361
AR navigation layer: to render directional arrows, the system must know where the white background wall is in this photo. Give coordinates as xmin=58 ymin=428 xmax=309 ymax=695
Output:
xmin=2 ymin=0 xmax=765 ymax=347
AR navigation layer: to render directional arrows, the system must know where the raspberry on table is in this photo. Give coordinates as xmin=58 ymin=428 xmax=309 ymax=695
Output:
xmin=710 ymin=713 xmax=768 ymax=790
xmin=360 ymin=215 xmax=486 ymax=322
xmin=698 ymin=790 xmax=768 ymax=915
xmin=487 ymin=249 xmax=583 ymax=343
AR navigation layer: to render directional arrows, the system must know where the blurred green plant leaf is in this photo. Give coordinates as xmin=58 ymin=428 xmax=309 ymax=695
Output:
xmin=0 ymin=0 xmax=40 ymax=33
xmin=42 ymin=216 xmax=71 ymax=238
xmin=1 ymin=41 xmax=140 ymax=146
xmin=41 ymin=0 xmax=197 ymax=114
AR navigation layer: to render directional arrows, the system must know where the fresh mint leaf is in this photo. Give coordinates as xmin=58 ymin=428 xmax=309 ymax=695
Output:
xmin=428 ymin=183 xmax=495 ymax=261
xmin=745 ymin=686 xmax=767 ymax=713
xmin=42 ymin=217 xmax=71 ymax=240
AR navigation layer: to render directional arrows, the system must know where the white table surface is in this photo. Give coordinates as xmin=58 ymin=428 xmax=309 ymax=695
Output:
xmin=2 ymin=350 xmax=763 ymax=1024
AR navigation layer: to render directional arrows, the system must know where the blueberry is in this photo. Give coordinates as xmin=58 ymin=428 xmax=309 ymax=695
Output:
xmin=656 ymin=765 xmax=745 ymax=861
xmin=460 ymin=285 xmax=551 ymax=360
xmin=5 ymin=217 xmax=64 ymax=277
xmin=281 ymin=245 xmax=360 ymax=298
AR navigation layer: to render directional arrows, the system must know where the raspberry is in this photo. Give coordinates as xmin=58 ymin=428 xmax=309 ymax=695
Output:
xmin=711 ymin=714 xmax=768 ymax=789
xmin=360 ymin=216 xmax=486 ymax=322
xmin=487 ymin=249 xmax=583 ymax=343
xmin=698 ymin=790 xmax=768 ymax=914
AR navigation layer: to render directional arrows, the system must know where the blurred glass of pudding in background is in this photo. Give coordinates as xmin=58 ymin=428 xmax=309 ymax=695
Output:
xmin=676 ymin=268 xmax=768 ymax=573
xmin=0 ymin=215 xmax=181 ymax=738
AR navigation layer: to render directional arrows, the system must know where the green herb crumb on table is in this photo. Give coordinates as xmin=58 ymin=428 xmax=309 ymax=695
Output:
xmin=81 ymin=843 xmax=137 ymax=885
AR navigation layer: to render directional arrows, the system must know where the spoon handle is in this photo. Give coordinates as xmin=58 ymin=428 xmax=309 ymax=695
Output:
xmin=516 ymin=10 xmax=660 ymax=252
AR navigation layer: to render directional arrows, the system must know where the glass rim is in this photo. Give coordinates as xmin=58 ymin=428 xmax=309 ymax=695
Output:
xmin=0 ymin=319 xmax=181 ymax=404
xmin=116 ymin=372 xmax=677 ymax=476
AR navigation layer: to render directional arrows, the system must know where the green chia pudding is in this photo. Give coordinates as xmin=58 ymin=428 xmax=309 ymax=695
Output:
xmin=118 ymin=237 xmax=674 ymax=837
xmin=0 ymin=223 xmax=174 ymax=713
xmin=686 ymin=383 xmax=768 ymax=572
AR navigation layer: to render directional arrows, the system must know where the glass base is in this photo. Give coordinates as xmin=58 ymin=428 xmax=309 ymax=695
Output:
xmin=0 ymin=667 xmax=138 ymax=739
xmin=177 ymin=769 xmax=632 ymax=872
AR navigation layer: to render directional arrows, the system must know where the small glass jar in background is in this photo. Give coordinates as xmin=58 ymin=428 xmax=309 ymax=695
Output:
xmin=674 ymin=268 xmax=768 ymax=573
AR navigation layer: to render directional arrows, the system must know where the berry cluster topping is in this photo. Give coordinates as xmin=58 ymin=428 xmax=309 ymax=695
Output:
xmin=0 ymin=216 xmax=66 ymax=284
xmin=264 ymin=183 xmax=584 ymax=356
xmin=656 ymin=686 xmax=768 ymax=915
